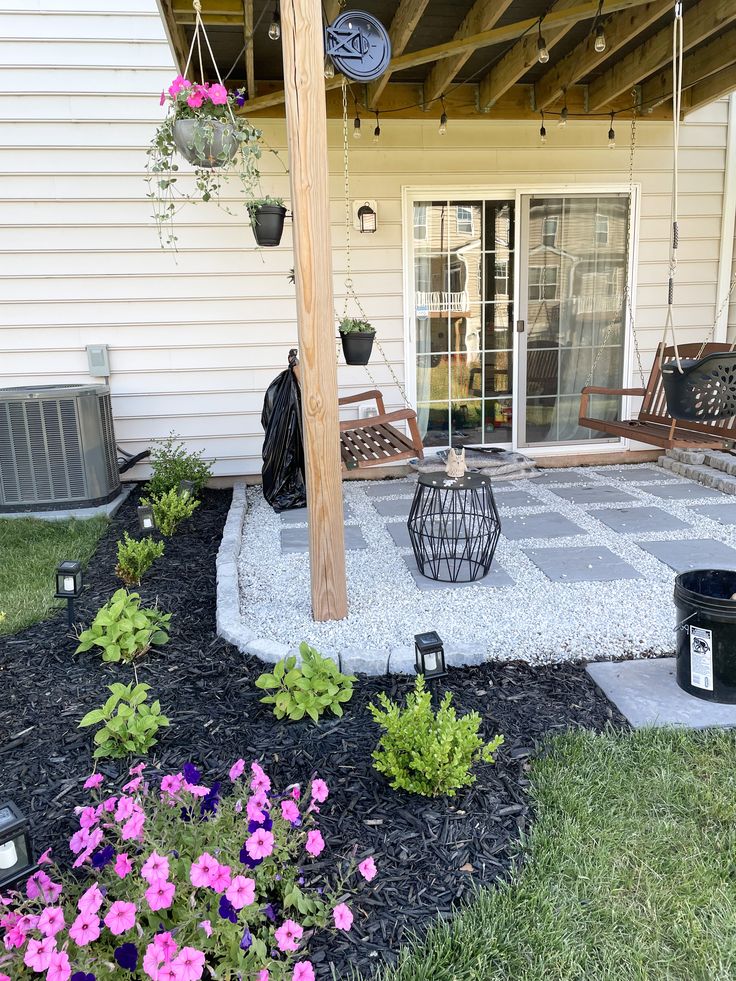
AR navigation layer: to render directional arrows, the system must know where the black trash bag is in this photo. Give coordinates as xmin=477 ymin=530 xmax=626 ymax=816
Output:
xmin=261 ymin=350 xmax=307 ymax=512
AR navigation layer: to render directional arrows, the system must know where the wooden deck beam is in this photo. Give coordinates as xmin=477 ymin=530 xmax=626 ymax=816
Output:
xmin=641 ymin=25 xmax=736 ymax=111
xmin=366 ymin=0 xmax=431 ymax=109
xmin=685 ymin=63 xmax=736 ymax=116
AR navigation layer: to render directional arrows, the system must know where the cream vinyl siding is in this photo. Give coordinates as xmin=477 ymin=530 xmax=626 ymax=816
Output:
xmin=0 ymin=2 xmax=733 ymax=475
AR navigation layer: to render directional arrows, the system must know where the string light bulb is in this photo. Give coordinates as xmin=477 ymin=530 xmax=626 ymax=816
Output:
xmin=373 ymin=112 xmax=381 ymax=143
xmin=608 ymin=112 xmax=616 ymax=149
xmin=537 ymin=21 xmax=549 ymax=64
xmin=539 ymin=111 xmax=547 ymax=145
xmin=324 ymin=57 xmax=335 ymax=79
xmin=439 ymin=98 xmax=448 ymax=136
xmin=353 ymin=112 xmax=361 ymax=140
xmin=558 ymin=104 xmax=568 ymax=128
xmin=268 ymin=5 xmax=281 ymax=40
xmin=594 ymin=22 xmax=606 ymax=53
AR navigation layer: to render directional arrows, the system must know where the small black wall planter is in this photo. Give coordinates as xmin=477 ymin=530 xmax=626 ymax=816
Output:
xmin=250 ymin=205 xmax=287 ymax=247
xmin=340 ymin=331 xmax=375 ymax=365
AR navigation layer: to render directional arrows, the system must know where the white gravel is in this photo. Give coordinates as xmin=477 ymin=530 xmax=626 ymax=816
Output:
xmin=236 ymin=465 xmax=736 ymax=666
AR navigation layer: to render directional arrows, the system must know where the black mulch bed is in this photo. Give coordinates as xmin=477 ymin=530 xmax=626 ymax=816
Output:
xmin=0 ymin=486 xmax=626 ymax=978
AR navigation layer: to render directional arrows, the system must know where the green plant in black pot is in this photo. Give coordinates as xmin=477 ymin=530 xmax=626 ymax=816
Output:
xmin=247 ymin=195 xmax=287 ymax=247
xmin=338 ymin=317 xmax=375 ymax=366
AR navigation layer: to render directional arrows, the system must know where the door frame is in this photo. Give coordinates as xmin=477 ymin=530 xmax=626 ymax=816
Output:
xmin=401 ymin=182 xmax=641 ymax=457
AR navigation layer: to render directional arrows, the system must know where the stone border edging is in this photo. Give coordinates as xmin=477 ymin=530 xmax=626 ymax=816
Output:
xmin=216 ymin=484 xmax=487 ymax=676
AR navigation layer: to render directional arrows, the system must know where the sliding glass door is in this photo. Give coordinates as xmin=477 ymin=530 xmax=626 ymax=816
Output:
xmin=518 ymin=193 xmax=630 ymax=446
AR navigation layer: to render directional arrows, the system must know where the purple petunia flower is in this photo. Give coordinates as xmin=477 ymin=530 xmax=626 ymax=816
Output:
xmin=262 ymin=903 xmax=277 ymax=922
xmin=91 ymin=844 xmax=115 ymax=869
xmin=72 ymin=974 xmax=96 ymax=981
xmin=248 ymin=813 xmax=273 ymax=834
xmin=240 ymin=927 xmax=253 ymax=951
xmin=200 ymin=781 xmax=221 ymax=818
xmin=239 ymin=843 xmax=263 ymax=869
xmin=218 ymin=895 xmax=238 ymax=923
xmin=183 ymin=763 xmax=201 ymax=784
xmin=114 ymin=943 xmax=138 ymax=971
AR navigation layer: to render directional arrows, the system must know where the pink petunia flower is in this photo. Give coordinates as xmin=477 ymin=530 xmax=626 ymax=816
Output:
xmin=141 ymin=851 xmax=170 ymax=884
xmin=77 ymin=806 xmax=98 ymax=829
xmin=159 ymin=90 xmax=166 ymax=106
xmin=84 ymin=773 xmax=104 ymax=790
xmin=38 ymin=905 xmax=65 ymax=937
xmin=23 ymin=936 xmax=55 ymax=972
xmin=5 ymin=924 xmax=27 ymax=949
xmin=69 ymin=911 xmax=101 ymax=946
xmin=190 ymin=852 xmax=217 ymax=888
xmin=121 ymin=810 xmax=145 ymax=841
xmin=246 ymin=791 xmax=269 ymax=824
xmin=208 ymin=863 xmax=231 ymax=893
xmin=104 ymin=900 xmax=137 ymax=935
xmin=281 ymin=800 xmax=300 ymax=823
xmin=208 ymin=83 xmax=228 ymax=105
xmin=358 ymin=856 xmax=377 ymax=882
xmin=78 ymin=883 xmax=103 ymax=915
xmin=146 ymin=878 xmax=175 ymax=912
xmin=157 ymin=965 xmax=179 ymax=981
xmin=143 ymin=942 xmax=165 ymax=979
xmin=333 ymin=903 xmax=353 ymax=931
xmin=173 ymin=946 xmax=206 ymax=981
xmin=47 ymin=949 xmax=71 ymax=981
xmin=226 ymin=875 xmax=255 ymax=910
xmin=115 ymin=796 xmax=135 ymax=822
xmin=290 ymin=785 xmax=301 ymax=800
xmin=153 ymin=931 xmax=178 ymax=960
xmin=102 ymin=795 xmax=118 ymax=813
xmin=130 ymin=762 xmax=147 ymax=776
xmin=229 ymin=758 xmax=245 ymax=781
xmin=186 ymin=89 xmax=204 ymax=109
xmin=257 ymin=972 xmax=269 ymax=981
xmin=292 ymin=962 xmax=315 ymax=981
xmin=37 ymin=848 xmax=53 ymax=865
xmin=274 ymin=919 xmax=303 ymax=953
xmin=199 ymin=919 xmax=212 ymax=937
xmin=115 ymin=852 xmax=133 ymax=879
xmin=246 ymin=828 xmax=274 ymax=861
xmin=311 ymin=778 xmax=329 ymax=803
xmin=250 ymin=761 xmax=271 ymax=793
xmin=168 ymin=74 xmax=191 ymax=97
xmin=122 ymin=776 xmax=143 ymax=793
xmin=26 ymin=870 xmax=50 ymax=898
xmin=305 ymin=830 xmax=324 ymax=857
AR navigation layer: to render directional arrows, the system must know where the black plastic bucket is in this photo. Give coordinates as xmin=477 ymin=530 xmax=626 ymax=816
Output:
xmin=673 ymin=569 xmax=736 ymax=703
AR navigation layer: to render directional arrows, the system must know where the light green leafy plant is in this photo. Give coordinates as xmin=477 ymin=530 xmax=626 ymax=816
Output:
xmin=145 ymin=432 xmax=213 ymax=497
xmin=75 ymin=588 xmax=171 ymax=663
xmin=369 ymin=674 xmax=504 ymax=797
xmin=79 ymin=682 xmax=170 ymax=759
xmin=115 ymin=531 xmax=165 ymax=586
xmin=140 ymin=487 xmax=199 ymax=536
xmin=255 ymin=642 xmax=356 ymax=723
xmin=338 ymin=316 xmax=375 ymax=334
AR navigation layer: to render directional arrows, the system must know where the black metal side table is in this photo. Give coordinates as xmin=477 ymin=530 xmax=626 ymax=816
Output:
xmin=407 ymin=473 xmax=501 ymax=583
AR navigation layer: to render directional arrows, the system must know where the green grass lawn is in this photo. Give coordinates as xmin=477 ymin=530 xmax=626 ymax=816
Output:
xmin=369 ymin=727 xmax=736 ymax=981
xmin=0 ymin=516 xmax=107 ymax=635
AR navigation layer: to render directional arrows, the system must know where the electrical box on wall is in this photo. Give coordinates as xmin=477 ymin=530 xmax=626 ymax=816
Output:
xmin=86 ymin=344 xmax=110 ymax=378
xmin=353 ymin=199 xmax=378 ymax=232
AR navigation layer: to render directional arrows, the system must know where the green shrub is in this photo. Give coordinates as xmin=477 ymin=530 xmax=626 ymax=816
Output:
xmin=255 ymin=642 xmax=356 ymax=723
xmin=145 ymin=432 xmax=213 ymax=497
xmin=79 ymin=681 xmax=170 ymax=759
xmin=369 ymin=674 xmax=504 ymax=797
xmin=338 ymin=316 xmax=374 ymax=334
xmin=115 ymin=531 xmax=165 ymax=585
xmin=75 ymin=588 xmax=171 ymax=663
xmin=140 ymin=487 xmax=199 ymax=536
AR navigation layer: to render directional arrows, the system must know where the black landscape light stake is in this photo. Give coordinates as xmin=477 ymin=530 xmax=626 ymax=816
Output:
xmin=178 ymin=479 xmax=195 ymax=497
xmin=0 ymin=801 xmax=35 ymax=891
xmin=137 ymin=504 xmax=156 ymax=532
xmin=55 ymin=560 xmax=83 ymax=628
xmin=414 ymin=631 xmax=447 ymax=681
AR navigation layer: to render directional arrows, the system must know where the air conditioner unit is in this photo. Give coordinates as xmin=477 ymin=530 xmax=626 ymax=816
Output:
xmin=0 ymin=384 xmax=121 ymax=512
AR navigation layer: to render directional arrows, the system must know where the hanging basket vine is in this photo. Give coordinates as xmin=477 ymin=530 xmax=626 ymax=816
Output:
xmin=146 ymin=0 xmax=263 ymax=250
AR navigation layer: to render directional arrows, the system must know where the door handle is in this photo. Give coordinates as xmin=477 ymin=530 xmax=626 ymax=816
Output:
xmin=516 ymin=319 xmax=526 ymax=333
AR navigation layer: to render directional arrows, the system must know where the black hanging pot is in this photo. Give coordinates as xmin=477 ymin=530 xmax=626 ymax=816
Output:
xmin=340 ymin=331 xmax=375 ymax=365
xmin=250 ymin=205 xmax=287 ymax=247
xmin=172 ymin=119 xmax=238 ymax=168
xmin=661 ymin=353 xmax=736 ymax=421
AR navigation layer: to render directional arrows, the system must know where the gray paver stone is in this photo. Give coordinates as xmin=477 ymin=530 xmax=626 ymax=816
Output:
xmin=340 ymin=648 xmax=389 ymax=676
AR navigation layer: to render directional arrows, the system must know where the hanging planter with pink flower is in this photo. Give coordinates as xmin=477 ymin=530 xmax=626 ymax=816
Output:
xmin=146 ymin=1 xmax=263 ymax=249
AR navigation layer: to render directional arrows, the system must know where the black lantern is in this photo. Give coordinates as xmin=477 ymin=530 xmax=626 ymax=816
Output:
xmin=178 ymin=479 xmax=195 ymax=497
xmin=137 ymin=504 xmax=156 ymax=532
xmin=0 ymin=801 xmax=34 ymax=891
xmin=357 ymin=203 xmax=377 ymax=233
xmin=55 ymin=560 xmax=82 ymax=628
xmin=414 ymin=631 xmax=447 ymax=680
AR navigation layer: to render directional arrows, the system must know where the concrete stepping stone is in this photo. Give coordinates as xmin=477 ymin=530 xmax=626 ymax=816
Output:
xmin=386 ymin=522 xmax=411 ymax=548
xmin=400 ymin=553 xmax=514 ymax=590
xmin=372 ymin=497 xmax=413 ymax=517
xmin=587 ymin=658 xmax=736 ymax=729
xmin=549 ymin=485 xmax=637 ymax=505
xmin=501 ymin=512 xmax=586 ymax=541
xmin=523 ymin=545 xmax=641 ymax=582
xmin=637 ymin=538 xmax=736 ymax=573
xmin=593 ymin=466 xmax=677 ymax=482
xmin=280 ymin=503 xmax=352 ymax=525
xmin=281 ymin=524 xmax=367 ymax=553
xmin=592 ymin=506 xmax=690 ymax=534
xmin=639 ymin=482 xmax=728 ymax=501
xmin=362 ymin=480 xmax=415 ymax=498
xmin=493 ymin=490 xmax=539 ymax=507
xmin=533 ymin=470 xmax=590 ymax=485
xmin=691 ymin=503 xmax=736 ymax=525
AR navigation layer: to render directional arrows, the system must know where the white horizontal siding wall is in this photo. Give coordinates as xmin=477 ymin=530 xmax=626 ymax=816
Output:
xmin=0 ymin=1 xmax=733 ymax=476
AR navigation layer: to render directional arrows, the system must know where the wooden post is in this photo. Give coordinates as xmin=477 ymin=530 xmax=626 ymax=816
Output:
xmin=280 ymin=0 xmax=348 ymax=621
